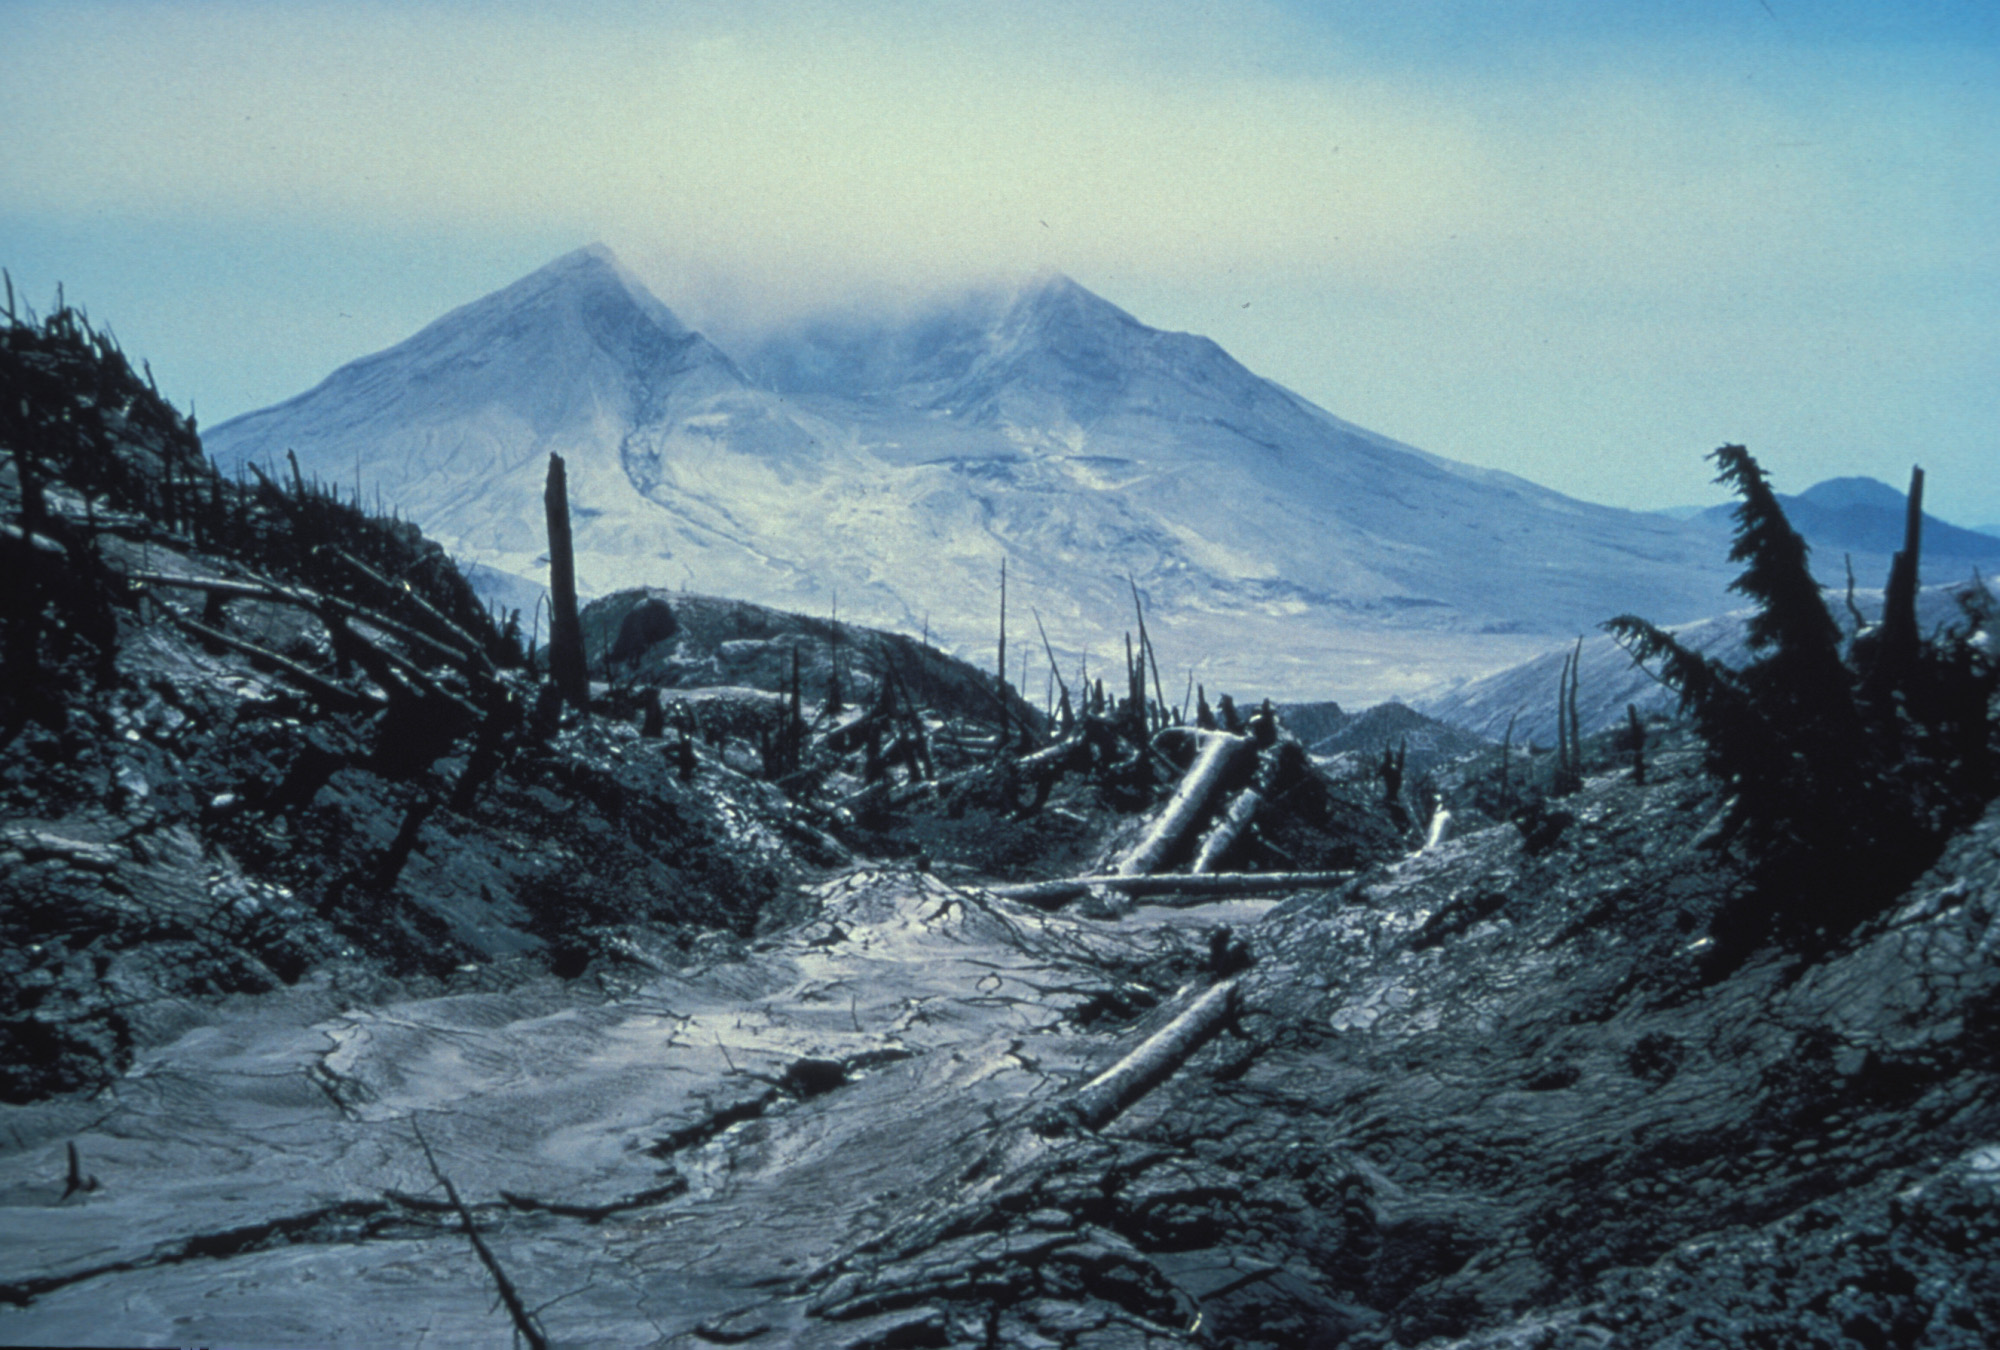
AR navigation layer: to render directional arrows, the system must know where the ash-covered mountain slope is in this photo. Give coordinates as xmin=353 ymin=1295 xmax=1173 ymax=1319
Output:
xmin=209 ymin=245 xmax=1739 ymax=703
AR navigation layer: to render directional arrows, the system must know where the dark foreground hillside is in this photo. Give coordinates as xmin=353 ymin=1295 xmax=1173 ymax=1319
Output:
xmin=4 ymin=301 xmax=1998 ymax=1347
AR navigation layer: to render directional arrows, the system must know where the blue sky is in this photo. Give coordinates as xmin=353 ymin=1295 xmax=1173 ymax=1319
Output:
xmin=4 ymin=0 xmax=1996 ymax=525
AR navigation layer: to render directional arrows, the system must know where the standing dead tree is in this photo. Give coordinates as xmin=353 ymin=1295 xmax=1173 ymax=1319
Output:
xmin=1864 ymin=464 xmax=1925 ymax=700
xmin=1552 ymin=638 xmax=1584 ymax=796
xmin=1129 ymin=576 xmax=1169 ymax=732
xmin=994 ymin=557 xmax=1009 ymax=751
xmin=544 ymin=453 xmax=589 ymax=712
xmin=1033 ymin=607 xmax=1075 ymax=735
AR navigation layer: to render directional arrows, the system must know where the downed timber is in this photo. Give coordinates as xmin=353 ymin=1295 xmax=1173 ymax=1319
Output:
xmin=164 ymin=610 xmax=385 ymax=715
xmin=128 ymin=569 xmax=491 ymax=676
xmin=1037 ymin=976 xmax=1241 ymax=1134
xmin=1187 ymin=736 xmax=1307 ymax=872
xmin=1113 ymin=729 xmax=1255 ymax=875
xmin=327 ymin=546 xmax=496 ymax=674
xmin=1190 ymin=788 xmax=1265 ymax=874
xmin=137 ymin=569 xmax=484 ymax=724
xmin=988 ymin=869 xmax=1355 ymax=910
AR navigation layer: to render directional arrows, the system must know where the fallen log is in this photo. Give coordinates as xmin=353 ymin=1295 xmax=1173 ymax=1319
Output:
xmin=410 ymin=1120 xmax=549 ymax=1350
xmin=1190 ymin=788 xmax=1264 ymax=874
xmin=1187 ymin=736 xmax=1305 ymax=872
xmin=129 ymin=569 xmax=491 ymax=676
xmin=164 ymin=610 xmax=384 ymax=715
xmin=327 ymin=547 xmax=496 ymax=674
xmin=1037 ymin=976 xmax=1241 ymax=1134
xmin=987 ymin=869 xmax=1355 ymax=909
xmin=1113 ymin=730 xmax=1254 ymax=875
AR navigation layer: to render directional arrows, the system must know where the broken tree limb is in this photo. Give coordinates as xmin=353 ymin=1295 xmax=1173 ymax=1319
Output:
xmin=1037 ymin=977 xmax=1241 ymax=1134
xmin=410 ymin=1120 xmax=549 ymax=1350
xmin=325 ymin=547 xmax=495 ymax=674
xmin=987 ymin=869 xmax=1355 ymax=909
xmin=1114 ymin=730 xmax=1255 ymax=876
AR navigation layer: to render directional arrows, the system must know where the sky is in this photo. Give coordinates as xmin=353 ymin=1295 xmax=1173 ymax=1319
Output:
xmin=4 ymin=0 xmax=1997 ymax=527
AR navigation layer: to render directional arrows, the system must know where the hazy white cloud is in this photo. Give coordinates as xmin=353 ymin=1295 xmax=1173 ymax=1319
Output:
xmin=12 ymin=1 xmax=1988 ymax=307
xmin=4 ymin=0 xmax=1995 ymax=518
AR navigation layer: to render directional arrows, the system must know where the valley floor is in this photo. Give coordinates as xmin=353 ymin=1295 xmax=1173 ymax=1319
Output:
xmin=6 ymin=742 xmax=1998 ymax=1348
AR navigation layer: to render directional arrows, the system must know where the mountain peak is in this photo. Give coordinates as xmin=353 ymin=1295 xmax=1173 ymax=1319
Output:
xmin=483 ymin=243 xmax=692 ymax=341
xmin=1795 ymin=476 xmax=1908 ymax=513
xmin=1002 ymin=271 xmax=1143 ymax=335
xmin=208 ymin=244 xmax=744 ymax=491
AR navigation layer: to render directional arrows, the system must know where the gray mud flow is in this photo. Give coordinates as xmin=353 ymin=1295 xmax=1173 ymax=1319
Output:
xmin=8 ymin=767 xmax=2000 ymax=1348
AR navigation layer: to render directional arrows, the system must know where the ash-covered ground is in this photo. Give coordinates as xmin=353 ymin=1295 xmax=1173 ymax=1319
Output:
xmin=4 ymin=303 xmax=1999 ymax=1348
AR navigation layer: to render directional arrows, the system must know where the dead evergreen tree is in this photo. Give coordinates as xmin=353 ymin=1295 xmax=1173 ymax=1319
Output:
xmin=543 ymin=453 xmax=589 ymax=711
xmin=1608 ymin=445 xmax=1998 ymax=935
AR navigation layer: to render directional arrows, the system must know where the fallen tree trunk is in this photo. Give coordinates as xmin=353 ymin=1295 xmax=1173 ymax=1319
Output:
xmin=164 ymin=610 xmax=384 ymax=715
xmin=1190 ymin=788 xmax=1264 ymax=874
xmin=1187 ymin=736 xmax=1307 ymax=872
xmin=1113 ymin=730 xmax=1254 ymax=875
xmin=1037 ymin=977 xmax=1241 ymax=1134
xmin=988 ymin=869 xmax=1355 ymax=909
xmin=129 ymin=570 xmax=490 ymax=677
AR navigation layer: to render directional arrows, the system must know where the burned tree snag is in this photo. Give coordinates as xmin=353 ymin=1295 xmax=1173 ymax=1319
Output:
xmin=375 ymin=793 xmax=439 ymax=889
xmin=1218 ymin=694 xmax=1244 ymax=734
xmin=1625 ymin=702 xmax=1647 ymax=784
xmin=1867 ymin=464 xmax=1925 ymax=698
xmin=1124 ymin=632 xmax=1142 ymax=735
xmin=994 ymin=557 xmax=1009 ymax=749
xmin=1129 ymin=576 xmax=1168 ymax=734
xmin=1033 ymin=607 xmax=1074 ymax=736
xmin=543 ymin=453 xmax=589 ymax=711
xmin=1553 ymin=639 xmax=1583 ymax=796
xmin=1379 ymin=740 xmax=1407 ymax=817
